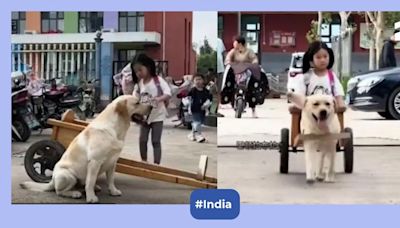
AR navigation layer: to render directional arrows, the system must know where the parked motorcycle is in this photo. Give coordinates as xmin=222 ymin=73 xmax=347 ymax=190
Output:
xmin=28 ymin=77 xmax=85 ymax=129
xmin=11 ymin=72 xmax=39 ymax=142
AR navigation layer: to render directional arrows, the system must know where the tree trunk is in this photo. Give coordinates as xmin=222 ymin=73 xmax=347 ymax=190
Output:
xmin=375 ymin=12 xmax=385 ymax=69
xmin=317 ymin=11 xmax=323 ymax=37
xmin=365 ymin=12 xmax=376 ymax=70
xmin=339 ymin=11 xmax=352 ymax=78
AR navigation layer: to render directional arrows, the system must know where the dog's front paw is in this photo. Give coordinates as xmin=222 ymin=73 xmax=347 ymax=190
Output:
xmin=306 ymin=179 xmax=315 ymax=184
xmin=316 ymin=175 xmax=325 ymax=182
xmin=324 ymin=176 xmax=335 ymax=183
xmin=86 ymin=195 xmax=99 ymax=203
xmin=109 ymin=188 xmax=122 ymax=196
xmin=72 ymin=191 xmax=83 ymax=199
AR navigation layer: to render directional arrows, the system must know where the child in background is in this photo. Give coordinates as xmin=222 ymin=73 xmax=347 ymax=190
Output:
xmin=187 ymin=74 xmax=212 ymax=143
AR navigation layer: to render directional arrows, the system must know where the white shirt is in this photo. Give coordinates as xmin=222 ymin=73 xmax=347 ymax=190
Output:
xmin=294 ymin=70 xmax=344 ymax=97
xmin=216 ymin=38 xmax=226 ymax=74
xmin=133 ymin=76 xmax=172 ymax=124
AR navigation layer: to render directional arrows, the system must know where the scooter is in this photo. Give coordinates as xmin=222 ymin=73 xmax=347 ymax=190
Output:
xmin=78 ymin=79 xmax=98 ymax=118
xmin=221 ymin=63 xmax=270 ymax=118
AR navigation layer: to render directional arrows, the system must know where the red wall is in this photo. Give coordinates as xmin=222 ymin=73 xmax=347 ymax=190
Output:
xmin=144 ymin=12 xmax=194 ymax=79
xmin=262 ymin=13 xmax=317 ymax=53
xmin=219 ymin=12 xmax=390 ymax=54
xmin=221 ymin=13 xmax=238 ymax=51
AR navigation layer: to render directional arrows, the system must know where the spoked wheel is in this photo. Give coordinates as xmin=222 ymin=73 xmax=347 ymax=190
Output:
xmin=24 ymin=140 xmax=65 ymax=183
xmin=280 ymin=128 xmax=290 ymax=174
xmin=343 ymin=127 xmax=354 ymax=174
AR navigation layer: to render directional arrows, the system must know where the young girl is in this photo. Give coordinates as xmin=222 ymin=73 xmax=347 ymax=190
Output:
xmin=294 ymin=41 xmax=346 ymax=108
xmin=131 ymin=54 xmax=171 ymax=165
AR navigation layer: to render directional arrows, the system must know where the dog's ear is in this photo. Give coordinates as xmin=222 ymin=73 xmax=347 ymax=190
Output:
xmin=287 ymin=92 xmax=306 ymax=109
xmin=115 ymin=99 xmax=128 ymax=116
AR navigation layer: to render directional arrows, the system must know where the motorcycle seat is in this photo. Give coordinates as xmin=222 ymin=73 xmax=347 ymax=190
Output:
xmin=59 ymin=97 xmax=80 ymax=107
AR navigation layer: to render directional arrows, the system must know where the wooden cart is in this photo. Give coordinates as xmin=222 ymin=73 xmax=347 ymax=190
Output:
xmin=279 ymin=106 xmax=354 ymax=174
xmin=24 ymin=110 xmax=217 ymax=189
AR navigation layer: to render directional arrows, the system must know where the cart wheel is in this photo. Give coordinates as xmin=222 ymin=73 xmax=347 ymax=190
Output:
xmin=280 ymin=128 xmax=289 ymax=174
xmin=343 ymin=127 xmax=354 ymax=173
xmin=24 ymin=140 xmax=66 ymax=183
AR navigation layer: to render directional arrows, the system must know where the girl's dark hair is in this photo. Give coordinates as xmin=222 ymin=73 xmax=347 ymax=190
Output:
xmin=130 ymin=53 xmax=157 ymax=79
xmin=234 ymin=36 xmax=246 ymax=45
xmin=302 ymin=41 xmax=335 ymax=73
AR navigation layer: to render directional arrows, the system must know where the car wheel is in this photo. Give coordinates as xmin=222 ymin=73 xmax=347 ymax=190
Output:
xmin=377 ymin=111 xmax=394 ymax=120
xmin=387 ymin=87 xmax=400 ymax=120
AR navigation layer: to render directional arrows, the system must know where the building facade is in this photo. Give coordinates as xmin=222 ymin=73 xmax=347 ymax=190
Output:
xmin=11 ymin=11 xmax=196 ymax=102
xmin=218 ymin=12 xmax=400 ymax=74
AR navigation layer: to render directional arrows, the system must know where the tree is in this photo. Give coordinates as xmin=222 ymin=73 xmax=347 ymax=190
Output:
xmin=197 ymin=38 xmax=216 ymax=74
xmin=199 ymin=38 xmax=213 ymax=55
xmin=306 ymin=12 xmax=332 ymax=43
xmin=366 ymin=12 xmax=400 ymax=69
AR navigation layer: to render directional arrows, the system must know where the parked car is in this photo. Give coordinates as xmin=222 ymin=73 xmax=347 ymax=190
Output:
xmin=286 ymin=52 xmax=304 ymax=93
xmin=346 ymin=67 xmax=400 ymax=120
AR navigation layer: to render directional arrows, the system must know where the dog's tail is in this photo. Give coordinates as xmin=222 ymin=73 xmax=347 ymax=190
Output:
xmin=20 ymin=180 xmax=55 ymax=192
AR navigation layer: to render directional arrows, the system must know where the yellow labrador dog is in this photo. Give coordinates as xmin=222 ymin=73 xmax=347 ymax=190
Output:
xmin=288 ymin=92 xmax=340 ymax=183
xmin=21 ymin=95 xmax=151 ymax=203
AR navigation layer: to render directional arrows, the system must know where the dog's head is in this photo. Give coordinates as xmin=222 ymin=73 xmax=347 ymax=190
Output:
xmin=288 ymin=92 xmax=336 ymax=131
xmin=114 ymin=95 xmax=152 ymax=122
xmin=304 ymin=95 xmax=336 ymax=132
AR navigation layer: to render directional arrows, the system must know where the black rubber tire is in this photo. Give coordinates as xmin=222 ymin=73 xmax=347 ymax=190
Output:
xmin=24 ymin=140 xmax=65 ymax=183
xmin=235 ymin=98 xmax=244 ymax=119
xmin=343 ymin=127 xmax=354 ymax=174
xmin=387 ymin=87 xmax=400 ymax=120
xmin=12 ymin=118 xmax=31 ymax=142
xmin=377 ymin=111 xmax=394 ymax=120
xmin=280 ymin=128 xmax=290 ymax=174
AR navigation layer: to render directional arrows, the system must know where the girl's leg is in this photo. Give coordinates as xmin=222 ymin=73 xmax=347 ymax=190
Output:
xmin=151 ymin=121 xmax=164 ymax=164
xmin=139 ymin=124 xmax=151 ymax=162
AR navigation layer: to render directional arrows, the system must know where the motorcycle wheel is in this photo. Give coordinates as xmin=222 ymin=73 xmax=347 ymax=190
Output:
xmin=235 ymin=98 xmax=244 ymax=119
xmin=12 ymin=117 xmax=31 ymax=142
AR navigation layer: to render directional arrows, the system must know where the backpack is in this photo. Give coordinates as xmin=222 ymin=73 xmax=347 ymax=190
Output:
xmin=304 ymin=70 xmax=335 ymax=96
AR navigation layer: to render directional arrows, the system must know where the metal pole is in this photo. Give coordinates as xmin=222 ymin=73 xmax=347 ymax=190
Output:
xmin=94 ymin=30 xmax=103 ymax=110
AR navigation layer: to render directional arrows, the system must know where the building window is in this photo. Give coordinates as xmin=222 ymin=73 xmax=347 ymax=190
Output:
xmin=118 ymin=50 xmax=138 ymax=62
xmin=41 ymin=12 xmax=64 ymax=33
xmin=11 ymin=12 xmax=26 ymax=34
xmin=79 ymin=12 xmax=104 ymax=33
xmin=218 ymin=15 xmax=223 ymax=38
xmin=118 ymin=12 xmax=144 ymax=32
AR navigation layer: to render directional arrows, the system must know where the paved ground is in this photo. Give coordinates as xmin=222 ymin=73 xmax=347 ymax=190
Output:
xmin=218 ymin=98 xmax=400 ymax=204
xmin=12 ymin=118 xmax=217 ymax=204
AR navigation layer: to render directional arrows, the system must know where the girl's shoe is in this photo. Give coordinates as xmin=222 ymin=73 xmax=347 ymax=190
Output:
xmin=187 ymin=132 xmax=196 ymax=141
